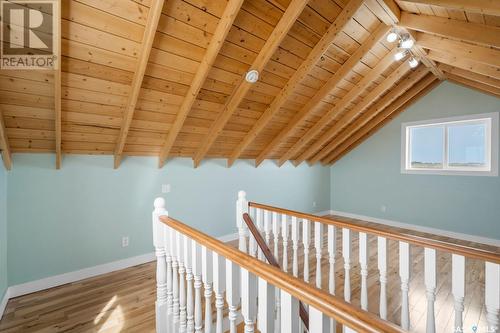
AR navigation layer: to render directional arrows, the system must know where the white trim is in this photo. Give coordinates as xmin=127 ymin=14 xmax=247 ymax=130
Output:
xmin=0 ymin=288 xmax=9 ymax=320
xmin=330 ymin=210 xmax=500 ymax=247
xmin=314 ymin=210 xmax=333 ymax=217
xmin=401 ymin=112 xmax=499 ymax=177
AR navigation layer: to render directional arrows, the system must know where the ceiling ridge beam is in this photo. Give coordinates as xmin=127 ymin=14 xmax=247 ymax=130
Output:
xmin=0 ymin=106 xmax=12 ymax=170
xmin=325 ymin=74 xmax=440 ymax=164
xmin=55 ymin=1 xmax=61 ymax=169
xmin=227 ymin=0 xmax=368 ymax=167
xmin=277 ymin=47 xmax=401 ymax=166
xmin=293 ymin=59 xmax=414 ymax=166
xmin=113 ymin=0 xmax=166 ymax=169
xmin=311 ymin=66 xmax=430 ymax=164
xmin=191 ymin=0 xmax=310 ymax=168
xmin=157 ymin=0 xmax=245 ymax=168
xmin=439 ymin=64 xmax=500 ymax=89
xmin=398 ymin=0 xmax=500 ymax=17
xmin=400 ymin=12 xmax=500 ymax=48
xmin=416 ymin=32 xmax=500 ymax=68
xmin=448 ymin=74 xmax=500 ymax=98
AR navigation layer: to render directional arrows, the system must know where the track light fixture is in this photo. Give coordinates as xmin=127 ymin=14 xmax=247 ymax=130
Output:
xmin=394 ymin=50 xmax=407 ymax=61
xmin=409 ymin=57 xmax=419 ymax=68
xmin=399 ymin=34 xmax=414 ymax=49
xmin=386 ymin=29 xmax=398 ymax=43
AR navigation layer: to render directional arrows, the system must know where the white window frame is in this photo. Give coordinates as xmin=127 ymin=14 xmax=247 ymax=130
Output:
xmin=401 ymin=112 xmax=499 ymax=176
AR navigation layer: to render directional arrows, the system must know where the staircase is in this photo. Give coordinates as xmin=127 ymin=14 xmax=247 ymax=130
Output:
xmin=151 ymin=191 xmax=500 ymax=333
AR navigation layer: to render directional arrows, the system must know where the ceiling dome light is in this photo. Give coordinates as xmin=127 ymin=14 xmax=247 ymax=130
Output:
xmin=409 ymin=57 xmax=419 ymax=68
xmin=394 ymin=50 xmax=407 ymax=61
xmin=245 ymin=69 xmax=259 ymax=83
xmin=400 ymin=35 xmax=414 ymax=49
xmin=386 ymin=30 xmax=398 ymax=43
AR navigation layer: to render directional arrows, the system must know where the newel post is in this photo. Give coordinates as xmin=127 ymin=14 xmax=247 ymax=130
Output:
xmin=153 ymin=197 xmax=169 ymax=333
xmin=236 ymin=190 xmax=249 ymax=253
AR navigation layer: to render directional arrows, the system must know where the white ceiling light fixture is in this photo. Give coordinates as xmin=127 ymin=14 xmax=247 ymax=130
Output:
xmin=399 ymin=34 xmax=414 ymax=49
xmin=409 ymin=57 xmax=419 ymax=68
xmin=386 ymin=29 xmax=399 ymax=43
xmin=245 ymin=69 xmax=259 ymax=83
xmin=394 ymin=50 xmax=407 ymax=61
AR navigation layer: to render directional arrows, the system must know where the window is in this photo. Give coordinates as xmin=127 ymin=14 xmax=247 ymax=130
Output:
xmin=401 ymin=113 xmax=498 ymax=176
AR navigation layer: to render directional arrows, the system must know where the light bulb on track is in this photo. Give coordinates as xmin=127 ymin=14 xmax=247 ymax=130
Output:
xmin=386 ymin=30 xmax=398 ymax=43
xmin=400 ymin=35 xmax=414 ymax=49
xmin=409 ymin=57 xmax=419 ymax=68
xmin=245 ymin=69 xmax=259 ymax=83
xmin=394 ymin=50 xmax=407 ymax=61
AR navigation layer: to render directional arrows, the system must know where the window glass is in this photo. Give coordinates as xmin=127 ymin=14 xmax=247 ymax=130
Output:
xmin=448 ymin=122 xmax=486 ymax=168
xmin=409 ymin=126 xmax=444 ymax=169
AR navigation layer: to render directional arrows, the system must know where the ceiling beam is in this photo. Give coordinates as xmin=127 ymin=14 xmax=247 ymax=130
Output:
xmin=439 ymin=64 xmax=500 ymax=88
xmin=416 ymin=32 xmax=500 ymax=68
xmin=114 ymin=0 xmax=165 ymax=169
xmin=293 ymin=59 xmax=413 ymax=166
xmin=55 ymin=0 xmax=61 ymax=169
xmin=427 ymin=50 xmax=500 ymax=78
xmin=310 ymin=65 xmax=429 ymax=164
xmin=398 ymin=0 xmax=500 ymax=16
xmin=255 ymin=0 xmax=371 ymax=166
xmin=324 ymin=74 xmax=440 ymax=164
xmin=157 ymin=0 xmax=244 ymax=168
xmin=400 ymin=12 xmax=500 ymax=48
xmin=191 ymin=0 xmax=309 ymax=168
xmin=228 ymin=0 xmax=369 ymax=167
xmin=277 ymin=48 xmax=401 ymax=166
xmin=448 ymin=74 xmax=500 ymax=98
xmin=0 ymin=106 xmax=12 ymax=170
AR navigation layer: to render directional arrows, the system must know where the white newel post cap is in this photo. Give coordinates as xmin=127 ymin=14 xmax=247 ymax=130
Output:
xmin=153 ymin=197 xmax=168 ymax=248
xmin=236 ymin=190 xmax=248 ymax=228
xmin=238 ymin=190 xmax=246 ymax=199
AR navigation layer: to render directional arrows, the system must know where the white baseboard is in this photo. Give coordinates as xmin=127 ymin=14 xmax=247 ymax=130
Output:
xmin=330 ymin=210 xmax=500 ymax=247
xmin=1 ymin=231 xmax=240 ymax=315
xmin=0 ymin=288 xmax=9 ymax=320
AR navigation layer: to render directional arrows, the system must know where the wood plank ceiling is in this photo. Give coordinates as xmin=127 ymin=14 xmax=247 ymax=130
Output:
xmin=0 ymin=0 xmax=498 ymax=170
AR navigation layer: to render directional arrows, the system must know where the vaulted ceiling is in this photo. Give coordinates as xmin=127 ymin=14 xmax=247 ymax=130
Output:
xmin=0 ymin=0 xmax=498 ymax=170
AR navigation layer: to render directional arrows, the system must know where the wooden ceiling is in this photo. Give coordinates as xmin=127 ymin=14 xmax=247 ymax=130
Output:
xmin=0 ymin=0 xmax=498 ymax=170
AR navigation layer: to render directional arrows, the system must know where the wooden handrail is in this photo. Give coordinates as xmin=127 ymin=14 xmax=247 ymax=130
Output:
xmin=160 ymin=215 xmax=406 ymax=333
xmin=249 ymin=202 xmax=500 ymax=264
xmin=242 ymin=213 xmax=309 ymax=328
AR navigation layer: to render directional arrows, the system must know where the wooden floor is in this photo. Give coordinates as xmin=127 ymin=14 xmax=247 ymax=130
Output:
xmin=0 ymin=217 xmax=490 ymax=333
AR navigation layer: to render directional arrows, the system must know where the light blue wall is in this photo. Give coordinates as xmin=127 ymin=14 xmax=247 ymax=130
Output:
xmin=331 ymin=82 xmax=500 ymax=240
xmin=0 ymin=165 xmax=7 ymax=301
xmin=7 ymin=155 xmax=330 ymax=285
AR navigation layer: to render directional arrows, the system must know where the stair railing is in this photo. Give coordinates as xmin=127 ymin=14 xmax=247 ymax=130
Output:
xmin=152 ymin=196 xmax=405 ymax=333
xmin=235 ymin=192 xmax=500 ymax=333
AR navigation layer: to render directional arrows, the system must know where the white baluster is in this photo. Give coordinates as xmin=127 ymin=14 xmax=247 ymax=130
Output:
xmin=302 ymin=219 xmax=311 ymax=283
xmin=153 ymin=198 xmax=168 ymax=333
xmin=258 ymin=277 xmax=275 ymax=333
xmin=226 ymin=259 xmax=240 ymax=333
xmin=310 ymin=306 xmax=331 ymax=333
xmin=342 ymin=228 xmax=351 ymax=303
xmin=237 ymin=191 xmax=249 ymax=253
xmin=256 ymin=208 xmax=264 ymax=260
xmin=292 ymin=216 xmax=300 ymax=277
xmin=272 ymin=212 xmax=280 ymax=260
xmin=280 ymin=290 xmax=300 ymax=333
xmin=328 ymin=225 xmax=336 ymax=333
xmin=264 ymin=210 xmax=272 ymax=246
xmin=424 ymin=248 xmax=436 ymax=333
xmin=213 ymin=253 xmax=226 ymax=333
xmin=202 ymin=246 xmax=213 ymax=333
xmin=377 ymin=236 xmax=388 ymax=320
xmin=281 ymin=214 xmax=289 ymax=272
xmin=171 ymin=228 xmax=180 ymax=330
xmin=192 ymin=241 xmax=203 ymax=333
xmin=485 ymin=262 xmax=499 ymax=333
xmin=249 ymin=206 xmax=257 ymax=258
xmin=358 ymin=232 xmax=369 ymax=311
xmin=399 ymin=241 xmax=410 ymax=330
xmin=163 ymin=216 xmax=174 ymax=330
xmin=177 ymin=232 xmax=187 ymax=331
xmin=451 ymin=254 xmax=465 ymax=333
xmin=184 ymin=235 xmax=194 ymax=333
xmin=314 ymin=222 xmax=323 ymax=288
xmin=241 ymin=268 xmax=257 ymax=333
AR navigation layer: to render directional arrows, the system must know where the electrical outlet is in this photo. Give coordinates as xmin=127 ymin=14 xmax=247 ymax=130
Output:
xmin=380 ymin=205 xmax=387 ymax=213
xmin=161 ymin=184 xmax=171 ymax=193
xmin=122 ymin=236 xmax=129 ymax=247
xmin=312 ymin=201 xmax=317 ymax=208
